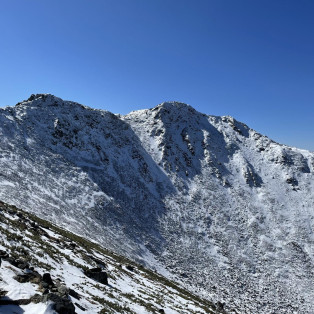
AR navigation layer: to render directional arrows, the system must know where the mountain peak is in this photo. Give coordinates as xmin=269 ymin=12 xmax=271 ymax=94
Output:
xmin=155 ymin=101 xmax=195 ymax=112
xmin=27 ymin=93 xmax=55 ymax=101
xmin=148 ymin=101 xmax=199 ymax=121
xmin=16 ymin=93 xmax=63 ymax=107
xmin=15 ymin=94 xmax=91 ymax=113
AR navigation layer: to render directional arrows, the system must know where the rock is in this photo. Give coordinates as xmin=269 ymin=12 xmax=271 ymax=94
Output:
xmin=42 ymin=273 xmax=54 ymax=286
xmin=17 ymin=262 xmax=29 ymax=270
xmin=57 ymin=285 xmax=69 ymax=297
xmin=126 ymin=265 xmax=134 ymax=272
xmin=159 ymin=309 xmax=165 ymax=313
xmin=4 ymin=257 xmax=29 ymax=270
xmin=42 ymin=288 xmax=49 ymax=295
xmin=29 ymin=272 xmax=42 ymax=284
xmin=5 ymin=257 xmax=19 ymax=267
xmin=30 ymin=294 xmax=43 ymax=304
xmin=286 ymin=177 xmax=298 ymax=186
xmin=0 ymin=250 xmax=8 ymax=258
xmin=41 ymin=281 xmax=49 ymax=289
xmin=75 ymin=302 xmax=86 ymax=311
xmin=13 ymin=274 xmax=29 ymax=283
xmin=14 ymin=270 xmax=42 ymax=284
xmin=0 ymin=250 xmax=8 ymax=267
xmin=88 ymin=256 xmax=106 ymax=269
xmin=216 ymin=301 xmax=225 ymax=312
xmin=84 ymin=268 xmax=108 ymax=285
xmin=30 ymin=221 xmax=39 ymax=229
xmin=69 ymin=288 xmax=81 ymax=300
xmin=42 ymin=293 xmax=75 ymax=314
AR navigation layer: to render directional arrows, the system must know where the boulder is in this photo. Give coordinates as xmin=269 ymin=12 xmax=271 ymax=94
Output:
xmin=126 ymin=265 xmax=134 ymax=272
xmin=84 ymin=268 xmax=108 ymax=285
xmin=13 ymin=270 xmax=42 ymax=283
xmin=17 ymin=262 xmax=30 ymax=270
xmin=30 ymin=294 xmax=43 ymax=304
xmin=57 ymin=285 xmax=69 ymax=297
xmin=42 ymin=273 xmax=54 ymax=286
xmin=216 ymin=301 xmax=225 ymax=312
xmin=42 ymin=293 xmax=75 ymax=314
xmin=75 ymin=302 xmax=86 ymax=311
xmin=14 ymin=274 xmax=31 ymax=283
xmin=0 ymin=250 xmax=8 ymax=258
xmin=69 ymin=288 xmax=81 ymax=300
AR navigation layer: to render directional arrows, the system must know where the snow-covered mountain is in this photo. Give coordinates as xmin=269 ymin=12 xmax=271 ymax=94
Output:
xmin=1 ymin=94 xmax=314 ymax=313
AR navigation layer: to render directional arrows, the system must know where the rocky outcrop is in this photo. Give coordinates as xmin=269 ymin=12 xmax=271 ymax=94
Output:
xmin=84 ymin=268 xmax=108 ymax=285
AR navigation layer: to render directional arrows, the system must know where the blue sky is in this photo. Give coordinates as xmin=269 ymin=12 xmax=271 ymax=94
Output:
xmin=1 ymin=0 xmax=313 ymax=150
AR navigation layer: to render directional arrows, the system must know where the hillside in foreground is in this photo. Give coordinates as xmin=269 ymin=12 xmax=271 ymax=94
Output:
xmin=0 ymin=201 xmax=220 ymax=313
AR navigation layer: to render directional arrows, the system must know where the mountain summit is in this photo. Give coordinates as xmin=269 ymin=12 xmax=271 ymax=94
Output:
xmin=0 ymin=95 xmax=313 ymax=313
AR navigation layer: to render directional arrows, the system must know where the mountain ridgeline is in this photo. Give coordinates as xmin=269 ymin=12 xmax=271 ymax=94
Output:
xmin=1 ymin=94 xmax=314 ymax=313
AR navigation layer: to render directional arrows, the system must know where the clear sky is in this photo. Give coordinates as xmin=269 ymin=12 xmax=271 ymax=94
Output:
xmin=1 ymin=0 xmax=313 ymax=150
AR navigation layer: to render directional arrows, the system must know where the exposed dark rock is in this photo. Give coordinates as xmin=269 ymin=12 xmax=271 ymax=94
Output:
xmin=43 ymin=288 xmax=50 ymax=295
xmin=216 ymin=301 xmax=225 ymax=312
xmin=57 ymin=285 xmax=69 ymax=297
xmin=89 ymin=267 xmax=102 ymax=272
xmin=88 ymin=256 xmax=106 ymax=269
xmin=42 ymin=293 xmax=75 ymax=314
xmin=16 ymin=212 xmax=23 ymax=217
xmin=126 ymin=265 xmax=134 ymax=272
xmin=42 ymin=272 xmax=54 ymax=286
xmin=75 ymin=302 xmax=86 ymax=311
xmin=29 ymin=271 xmax=42 ymax=284
xmin=30 ymin=294 xmax=43 ymax=304
xmin=179 ymin=272 xmax=188 ymax=278
xmin=30 ymin=221 xmax=39 ymax=229
xmin=5 ymin=257 xmax=29 ymax=269
xmin=13 ymin=270 xmax=41 ymax=284
xmin=69 ymin=288 xmax=81 ymax=300
xmin=84 ymin=268 xmax=108 ymax=285
xmin=17 ymin=262 xmax=29 ymax=270
xmin=13 ymin=274 xmax=31 ymax=283
xmin=286 ymin=177 xmax=298 ymax=186
xmin=41 ymin=281 xmax=49 ymax=289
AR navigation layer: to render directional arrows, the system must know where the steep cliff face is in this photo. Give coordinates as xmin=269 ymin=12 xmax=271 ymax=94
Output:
xmin=0 ymin=94 xmax=313 ymax=313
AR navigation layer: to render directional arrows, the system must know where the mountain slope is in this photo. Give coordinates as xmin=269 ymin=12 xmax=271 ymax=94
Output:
xmin=0 ymin=201 xmax=217 ymax=314
xmin=0 ymin=94 xmax=313 ymax=313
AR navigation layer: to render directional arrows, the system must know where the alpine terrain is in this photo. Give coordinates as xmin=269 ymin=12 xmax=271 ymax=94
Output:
xmin=0 ymin=94 xmax=313 ymax=313
xmin=0 ymin=201 xmax=216 ymax=313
